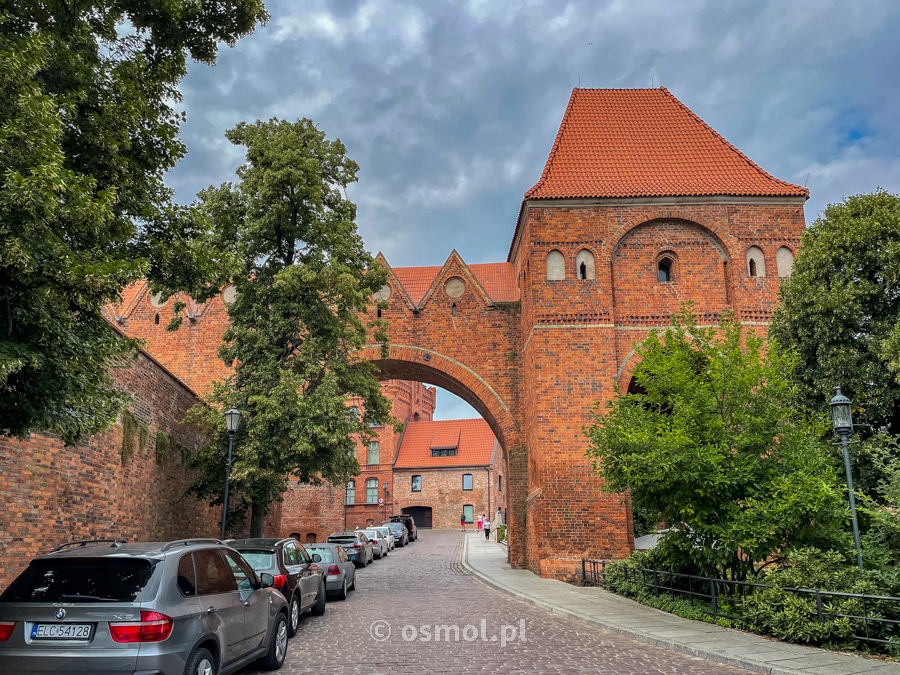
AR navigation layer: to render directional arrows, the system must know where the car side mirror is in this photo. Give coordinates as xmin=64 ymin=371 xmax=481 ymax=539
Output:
xmin=311 ymin=553 xmax=321 ymax=563
xmin=259 ymin=572 xmax=275 ymax=588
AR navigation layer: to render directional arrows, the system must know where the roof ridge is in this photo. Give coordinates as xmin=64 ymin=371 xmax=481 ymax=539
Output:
xmin=658 ymin=88 xmax=808 ymax=197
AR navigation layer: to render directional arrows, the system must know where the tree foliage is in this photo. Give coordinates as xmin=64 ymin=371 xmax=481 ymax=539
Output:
xmin=585 ymin=307 xmax=849 ymax=580
xmin=771 ymin=190 xmax=900 ymax=434
xmin=183 ymin=118 xmax=392 ymax=536
xmin=0 ymin=1 xmax=267 ymax=444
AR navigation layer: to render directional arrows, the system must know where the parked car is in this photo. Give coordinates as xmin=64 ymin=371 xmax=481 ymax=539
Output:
xmin=326 ymin=532 xmax=374 ymax=567
xmin=384 ymin=521 xmax=409 ymax=547
xmin=0 ymin=538 xmax=289 ymax=675
xmin=373 ymin=526 xmax=395 ymax=551
xmin=361 ymin=529 xmax=390 ymax=559
xmin=303 ymin=543 xmax=356 ymax=600
xmin=226 ymin=537 xmax=326 ymax=638
xmin=390 ymin=514 xmax=418 ymax=541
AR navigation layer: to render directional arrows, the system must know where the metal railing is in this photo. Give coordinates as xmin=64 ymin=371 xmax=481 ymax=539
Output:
xmin=581 ymin=559 xmax=900 ymax=649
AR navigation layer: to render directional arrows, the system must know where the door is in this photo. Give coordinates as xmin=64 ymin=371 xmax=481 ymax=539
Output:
xmin=194 ymin=549 xmax=245 ymax=664
xmin=405 ymin=506 xmax=432 ymax=528
xmin=285 ymin=541 xmax=313 ymax=610
xmin=222 ymin=549 xmax=268 ymax=650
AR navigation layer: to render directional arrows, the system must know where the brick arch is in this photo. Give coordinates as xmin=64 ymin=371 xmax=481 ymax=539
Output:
xmin=358 ymin=344 xmax=520 ymax=453
xmin=607 ymin=214 xmax=737 ymax=262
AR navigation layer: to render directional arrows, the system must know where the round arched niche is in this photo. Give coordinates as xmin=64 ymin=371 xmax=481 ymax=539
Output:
xmin=575 ymin=249 xmax=596 ymax=280
xmin=149 ymin=292 xmax=167 ymax=308
xmin=373 ymin=284 xmax=392 ymax=301
xmin=546 ymin=250 xmax=565 ymax=280
xmin=776 ymin=247 xmax=794 ymax=278
xmin=444 ymin=277 xmax=465 ymax=298
xmin=746 ymin=246 xmax=766 ymax=277
xmin=222 ymin=285 xmax=238 ymax=304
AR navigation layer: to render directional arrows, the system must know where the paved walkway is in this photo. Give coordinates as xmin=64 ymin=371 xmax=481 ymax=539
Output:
xmin=463 ymin=533 xmax=900 ymax=675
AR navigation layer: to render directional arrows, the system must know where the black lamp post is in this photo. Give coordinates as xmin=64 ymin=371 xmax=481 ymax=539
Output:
xmin=382 ymin=481 xmax=389 ymax=523
xmin=829 ymin=387 xmax=863 ymax=570
xmin=220 ymin=406 xmax=241 ymax=540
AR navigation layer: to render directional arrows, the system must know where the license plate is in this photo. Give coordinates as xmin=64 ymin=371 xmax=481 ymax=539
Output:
xmin=31 ymin=623 xmax=92 ymax=640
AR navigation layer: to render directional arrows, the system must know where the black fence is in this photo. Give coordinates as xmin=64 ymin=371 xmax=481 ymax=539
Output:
xmin=582 ymin=559 xmax=900 ymax=649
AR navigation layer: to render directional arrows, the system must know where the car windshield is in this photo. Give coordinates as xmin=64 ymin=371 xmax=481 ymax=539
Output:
xmin=307 ymin=548 xmax=333 ymax=563
xmin=0 ymin=558 xmax=158 ymax=603
xmin=327 ymin=536 xmax=357 ymax=544
xmin=362 ymin=531 xmax=380 ymax=539
xmin=387 ymin=523 xmax=402 ymax=531
xmin=236 ymin=551 xmax=276 ymax=570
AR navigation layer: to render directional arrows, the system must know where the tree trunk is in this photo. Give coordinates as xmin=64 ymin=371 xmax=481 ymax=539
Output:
xmin=250 ymin=502 xmax=267 ymax=537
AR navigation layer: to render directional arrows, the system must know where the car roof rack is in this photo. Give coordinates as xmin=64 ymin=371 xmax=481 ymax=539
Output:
xmin=161 ymin=538 xmax=223 ymax=552
xmin=52 ymin=539 xmax=127 ymax=552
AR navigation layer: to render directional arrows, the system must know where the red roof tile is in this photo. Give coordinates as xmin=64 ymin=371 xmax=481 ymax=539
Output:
xmin=390 ymin=263 xmax=518 ymax=305
xmin=526 ymin=88 xmax=808 ymax=200
xmin=430 ymin=427 xmax=460 ymax=450
xmin=394 ymin=419 xmax=496 ymax=469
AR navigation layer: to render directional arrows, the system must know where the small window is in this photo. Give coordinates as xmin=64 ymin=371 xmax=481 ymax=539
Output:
xmin=366 ymin=478 xmax=378 ymax=503
xmin=195 ymin=550 xmax=237 ymax=595
xmin=345 ymin=480 xmax=355 ymax=505
xmin=154 ymin=313 xmax=160 ymax=325
xmin=413 ymin=412 xmax=420 ymax=421
xmin=746 ymin=246 xmax=766 ymax=277
xmin=431 ymin=448 xmax=457 ymax=457
xmin=411 ymin=475 xmax=422 ymax=492
xmin=451 ymin=303 xmax=457 ymax=316
xmin=776 ymin=247 xmax=794 ymax=278
xmin=462 ymin=473 xmax=473 ymax=490
xmin=305 ymin=532 xmax=316 ymax=543
xmin=347 ymin=406 xmax=359 ymax=421
xmin=546 ymin=250 xmax=565 ymax=280
xmin=576 ymin=249 xmax=596 ymax=280
xmin=658 ymin=257 xmax=673 ymax=282
xmin=498 ymin=475 xmax=503 ymax=492
xmin=367 ymin=441 xmax=380 ymax=464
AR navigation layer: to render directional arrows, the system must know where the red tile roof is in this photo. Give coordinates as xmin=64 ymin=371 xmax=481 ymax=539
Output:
xmin=390 ymin=262 xmax=518 ymax=305
xmin=394 ymin=419 xmax=496 ymax=468
xmin=526 ymin=88 xmax=808 ymax=200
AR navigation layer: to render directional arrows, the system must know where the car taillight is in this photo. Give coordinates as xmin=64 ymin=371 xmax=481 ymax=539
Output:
xmin=0 ymin=621 xmax=15 ymax=642
xmin=327 ymin=564 xmax=340 ymax=575
xmin=109 ymin=611 xmax=173 ymax=643
xmin=273 ymin=574 xmax=287 ymax=589
xmin=352 ymin=543 xmax=361 ymax=548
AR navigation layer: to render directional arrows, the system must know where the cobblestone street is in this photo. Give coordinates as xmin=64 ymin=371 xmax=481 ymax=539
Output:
xmin=245 ymin=530 xmax=749 ymax=674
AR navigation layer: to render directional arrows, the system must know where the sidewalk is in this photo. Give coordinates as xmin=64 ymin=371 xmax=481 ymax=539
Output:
xmin=462 ymin=533 xmax=900 ymax=674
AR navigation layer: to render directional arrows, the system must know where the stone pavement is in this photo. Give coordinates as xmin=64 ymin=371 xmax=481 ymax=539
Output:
xmin=245 ymin=529 xmax=753 ymax=673
xmin=463 ymin=532 xmax=900 ymax=675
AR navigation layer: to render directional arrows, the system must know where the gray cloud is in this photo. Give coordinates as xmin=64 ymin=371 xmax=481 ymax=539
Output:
xmin=164 ymin=0 xmax=900 ymax=419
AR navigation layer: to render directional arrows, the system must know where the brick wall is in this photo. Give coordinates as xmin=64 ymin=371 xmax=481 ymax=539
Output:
xmin=0 ymin=350 xmax=218 ymax=588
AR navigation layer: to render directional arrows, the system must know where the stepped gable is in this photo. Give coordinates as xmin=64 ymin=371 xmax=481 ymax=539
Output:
xmin=394 ymin=418 xmax=496 ymax=469
xmin=385 ymin=254 xmax=518 ymax=306
xmin=526 ymin=87 xmax=808 ymax=200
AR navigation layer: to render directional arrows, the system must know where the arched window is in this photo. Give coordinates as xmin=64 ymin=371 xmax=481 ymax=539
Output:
xmin=366 ymin=478 xmax=378 ymax=503
xmin=451 ymin=303 xmax=457 ymax=316
xmin=575 ymin=249 xmax=596 ymax=280
xmin=776 ymin=247 xmax=794 ymax=278
xmin=154 ymin=313 xmax=160 ymax=325
xmin=746 ymin=246 xmax=766 ymax=277
xmin=657 ymin=254 xmax=675 ymax=282
xmin=345 ymin=480 xmax=355 ymax=505
xmin=546 ymin=250 xmax=565 ymax=280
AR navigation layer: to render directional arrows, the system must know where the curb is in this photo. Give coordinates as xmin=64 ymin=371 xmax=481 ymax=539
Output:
xmin=459 ymin=535 xmax=854 ymax=675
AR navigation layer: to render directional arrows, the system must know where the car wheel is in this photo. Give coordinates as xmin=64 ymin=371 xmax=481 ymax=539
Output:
xmin=311 ymin=580 xmax=326 ymax=616
xmin=288 ymin=593 xmax=300 ymax=638
xmin=336 ymin=577 xmax=348 ymax=600
xmin=349 ymin=572 xmax=356 ymax=591
xmin=259 ymin=612 xmax=288 ymax=670
xmin=184 ymin=647 xmax=216 ymax=675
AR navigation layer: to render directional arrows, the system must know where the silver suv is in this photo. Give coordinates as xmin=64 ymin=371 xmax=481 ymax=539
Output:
xmin=0 ymin=538 xmax=289 ymax=674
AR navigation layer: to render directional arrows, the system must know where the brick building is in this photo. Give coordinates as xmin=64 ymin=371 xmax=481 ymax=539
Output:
xmin=89 ymin=87 xmax=804 ymax=580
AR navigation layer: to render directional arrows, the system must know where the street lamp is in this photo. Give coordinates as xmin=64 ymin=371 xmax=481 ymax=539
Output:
xmin=829 ymin=387 xmax=863 ymax=570
xmin=220 ymin=406 xmax=241 ymax=540
xmin=382 ymin=481 xmax=389 ymax=523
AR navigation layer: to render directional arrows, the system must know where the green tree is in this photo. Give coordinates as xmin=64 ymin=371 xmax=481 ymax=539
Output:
xmin=585 ymin=307 xmax=849 ymax=580
xmin=184 ymin=118 xmax=392 ymax=536
xmin=0 ymin=1 xmax=267 ymax=444
xmin=771 ymin=190 xmax=900 ymax=434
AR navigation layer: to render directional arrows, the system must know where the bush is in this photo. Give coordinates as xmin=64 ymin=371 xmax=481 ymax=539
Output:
xmin=497 ymin=525 xmax=507 ymax=542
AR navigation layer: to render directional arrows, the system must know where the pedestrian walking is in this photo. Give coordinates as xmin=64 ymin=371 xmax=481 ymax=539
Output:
xmin=460 ymin=512 xmax=467 ymax=531
xmin=483 ymin=515 xmax=491 ymax=540
xmin=476 ymin=514 xmax=484 ymax=531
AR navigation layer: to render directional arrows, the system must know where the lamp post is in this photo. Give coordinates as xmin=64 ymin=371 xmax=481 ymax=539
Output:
xmin=830 ymin=387 xmax=863 ymax=570
xmin=220 ymin=406 xmax=241 ymax=540
xmin=382 ymin=481 xmax=389 ymax=523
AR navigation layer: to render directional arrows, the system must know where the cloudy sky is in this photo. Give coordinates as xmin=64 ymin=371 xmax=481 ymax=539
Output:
xmin=166 ymin=0 xmax=900 ymax=419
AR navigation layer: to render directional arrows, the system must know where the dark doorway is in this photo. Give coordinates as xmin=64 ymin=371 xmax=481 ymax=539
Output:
xmin=404 ymin=506 xmax=432 ymax=529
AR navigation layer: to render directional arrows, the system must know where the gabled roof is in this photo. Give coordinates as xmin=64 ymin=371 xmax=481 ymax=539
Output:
xmin=525 ymin=88 xmax=808 ymax=200
xmin=394 ymin=419 xmax=496 ymax=469
xmin=389 ymin=262 xmax=518 ymax=305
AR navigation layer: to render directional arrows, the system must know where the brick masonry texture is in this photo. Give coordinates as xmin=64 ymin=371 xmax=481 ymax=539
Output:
xmin=0 ymin=351 xmax=219 ymax=587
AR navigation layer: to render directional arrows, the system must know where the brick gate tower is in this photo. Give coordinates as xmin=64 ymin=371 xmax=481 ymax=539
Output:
xmin=370 ymin=88 xmax=808 ymax=579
